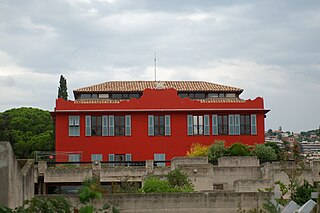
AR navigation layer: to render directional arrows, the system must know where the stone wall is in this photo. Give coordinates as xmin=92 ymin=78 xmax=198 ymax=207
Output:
xmin=0 ymin=141 xmax=34 ymax=208
xmin=62 ymin=192 xmax=268 ymax=213
xmin=218 ymin=156 xmax=260 ymax=167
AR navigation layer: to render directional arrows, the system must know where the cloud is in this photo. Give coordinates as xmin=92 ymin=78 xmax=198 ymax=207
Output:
xmin=0 ymin=0 xmax=319 ymax=132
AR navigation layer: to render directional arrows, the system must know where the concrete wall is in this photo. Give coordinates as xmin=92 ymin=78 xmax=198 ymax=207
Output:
xmin=45 ymin=168 xmax=92 ymax=183
xmin=0 ymin=141 xmax=34 ymax=208
xmin=62 ymin=192 xmax=268 ymax=213
xmin=218 ymin=156 xmax=260 ymax=167
xmin=234 ymin=179 xmax=272 ymax=192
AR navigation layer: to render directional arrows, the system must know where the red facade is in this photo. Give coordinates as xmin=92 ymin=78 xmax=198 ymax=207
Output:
xmin=53 ymin=85 xmax=269 ymax=162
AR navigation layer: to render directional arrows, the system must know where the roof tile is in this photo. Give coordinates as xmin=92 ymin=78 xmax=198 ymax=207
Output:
xmin=74 ymin=81 xmax=243 ymax=93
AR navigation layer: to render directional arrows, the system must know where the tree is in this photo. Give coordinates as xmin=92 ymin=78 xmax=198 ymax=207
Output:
xmin=142 ymin=176 xmax=173 ymax=193
xmin=265 ymin=142 xmax=281 ymax=158
xmin=225 ymin=142 xmax=251 ymax=156
xmin=186 ymin=143 xmax=209 ymax=157
xmin=291 ymin=180 xmax=316 ymax=205
xmin=0 ymin=107 xmax=54 ymax=158
xmin=208 ymin=140 xmax=225 ymax=164
xmin=166 ymin=169 xmax=193 ymax=192
xmin=251 ymin=144 xmax=278 ymax=163
xmin=279 ymin=142 xmax=305 ymax=197
xmin=58 ymin=75 xmax=68 ymax=100
xmin=143 ymin=169 xmax=194 ymax=193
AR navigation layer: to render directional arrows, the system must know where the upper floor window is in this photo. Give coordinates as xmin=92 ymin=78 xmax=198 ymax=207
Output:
xmin=193 ymin=115 xmax=204 ymax=135
xmin=85 ymin=115 xmax=131 ymax=137
xmin=218 ymin=115 xmax=228 ymax=135
xmin=148 ymin=115 xmax=171 ymax=136
xmin=91 ymin=116 xmax=102 ymax=136
xmin=110 ymin=93 xmax=141 ymax=99
xmin=187 ymin=115 xmax=209 ymax=136
xmin=154 ymin=115 xmax=165 ymax=136
xmin=240 ymin=115 xmax=251 ymax=135
xmin=212 ymin=114 xmax=256 ymax=136
xmin=80 ymin=93 xmax=98 ymax=99
xmin=114 ymin=116 xmax=125 ymax=136
xmin=69 ymin=116 xmax=80 ymax=136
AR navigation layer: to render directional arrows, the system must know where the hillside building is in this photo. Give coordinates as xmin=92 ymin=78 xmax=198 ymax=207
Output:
xmin=52 ymin=81 xmax=269 ymax=162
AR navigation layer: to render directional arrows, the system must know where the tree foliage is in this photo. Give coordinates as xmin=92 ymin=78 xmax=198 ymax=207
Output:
xmin=0 ymin=107 xmax=54 ymax=158
xmin=166 ymin=169 xmax=193 ymax=192
xmin=186 ymin=143 xmax=209 ymax=157
xmin=0 ymin=196 xmax=72 ymax=213
xmin=225 ymin=142 xmax=251 ymax=156
xmin=291 ymin=180 xmax=316 ymax=205
xmin=251 ymin=144 xmax=278 ymax=163
xmin=58 ymin=75 xmax=68 ymax=100
xmin=143 ymin=169 xmax=194 ymax=193
xmin=208 ymin=140 xmax=225 ymax=164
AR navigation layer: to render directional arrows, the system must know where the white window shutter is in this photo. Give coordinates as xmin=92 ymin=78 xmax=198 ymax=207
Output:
xmin=165 ymin=115 xmax=171 ymax=136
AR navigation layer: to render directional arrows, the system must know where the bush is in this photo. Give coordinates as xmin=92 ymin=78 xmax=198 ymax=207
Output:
xmin=251 ymin=144 xmax=278 ymax=163
xmin=291 ymin=180 xmax=316 ymax=205
xmin=186 ymin=143 xmax=209 ymax=157
xmin=142 ymin=176 xmax=173 ymax=193
xmin=226 ymin=143 xmax=250 ymax=156
xmin=208 ymin=140 xmax=225 ymax=164
xmin=166 ymin=169 xmax=194 ymax=192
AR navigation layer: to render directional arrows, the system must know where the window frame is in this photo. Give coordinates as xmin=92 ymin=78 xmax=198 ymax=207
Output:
xmin=69 ymin=116 xmax=80 ymax=136
xmin=91 ymin=116 xmax=102 ymax=136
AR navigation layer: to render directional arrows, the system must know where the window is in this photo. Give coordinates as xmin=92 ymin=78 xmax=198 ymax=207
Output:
xmin=194 ymin=93 xmax=206 ymax=99
xmin=218 ymin=115 xmax=228 ymax=135
xmin=187 ymin=115 xmax=210 ymax=136
xmin=218 ymin=93 xmax=225 ymax=98
xmin=208 ymin=93 xmax=218 ymax=98
xmin=226 ymin=93 xmax=236 ymax=98
xmin=148 ymin=115 xmax=171 ymax=136
xmin=193 ymin=115 xmax=204 ymax=135
xmin=178 ymin=93 xmax=188 ymax=98
xmin=129 ymin=93 xmax=140 ymax=99
xmin=80 ymin=94 xmax=98 ymax=99
xmin=91 ymin=116 xmax=102 ymax=136
xmin=80 ymin=94 xmax=92 ymax=99
xmin=110 ymin=93 xmax=141 ymax=99
xmin=91 ymin=154 xmax=103 ymax=162
xmin=98 ymin=94 xmax=109 ymax=99
xmin=154 ymin=153 xmax=166 ymax=166
xmin=69 ymin=116 xmax=80 ymax=136
xmin=69 ymin=154 xmax=80 ymax=166
xmin=240 ymin=115 xmax=251 ymax=135
xmin=114 ymin=116 xmax=125 ymax=136
xmin=111 ymin=94 xmax=122 ymax=99
xmin=85 ymin=115 xmax=131 ymax=136
xmin=109 ymin=154 xmax=132 ymax=166
xmin=154 ymin=115 xmax=165 ymax=136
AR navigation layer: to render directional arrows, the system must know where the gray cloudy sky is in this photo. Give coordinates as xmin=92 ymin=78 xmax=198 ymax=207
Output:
xmin=0 ymin=0 xmax=319 ymax=132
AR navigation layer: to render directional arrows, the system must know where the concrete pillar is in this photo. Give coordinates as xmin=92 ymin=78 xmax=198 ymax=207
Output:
xmin=145 ymin=160 xmax=154 ymax=174
xmin=37 ymin=161 xmax=47 ymax=175
xmin=92 ymin=161 xmax=101 ymax=183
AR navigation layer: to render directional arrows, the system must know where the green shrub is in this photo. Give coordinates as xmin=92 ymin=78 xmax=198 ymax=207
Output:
xmin=142 ymin=176 xmax=173 ymax=193
xmin=166 ymin=169 xmax=194 ymax=192
xmin=226 ymin=143 xmax=250 ymax=156
xmin=251 ymin=144 xmax=278 ymax=163
xmin=208 ymin=141 xmax=225 ymax=164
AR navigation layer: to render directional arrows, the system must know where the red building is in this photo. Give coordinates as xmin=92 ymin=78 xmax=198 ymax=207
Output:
xmin=52 ymin=81 xmax=269 ymax=163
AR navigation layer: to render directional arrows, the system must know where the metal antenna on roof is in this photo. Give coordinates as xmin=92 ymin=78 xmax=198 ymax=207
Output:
xmin=154 ymin=52 xmax=157 ymax=82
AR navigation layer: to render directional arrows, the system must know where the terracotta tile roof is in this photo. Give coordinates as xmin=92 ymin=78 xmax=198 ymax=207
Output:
xmin=74 ymin=98 xmax=245 ymax=104
xmin=74 ymin=81 xmax=243 ymax=93
xmin=200 ymin=98 xmax=245 ymax=103
xmin=74 ymin=99 xmax=121 ymax=104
